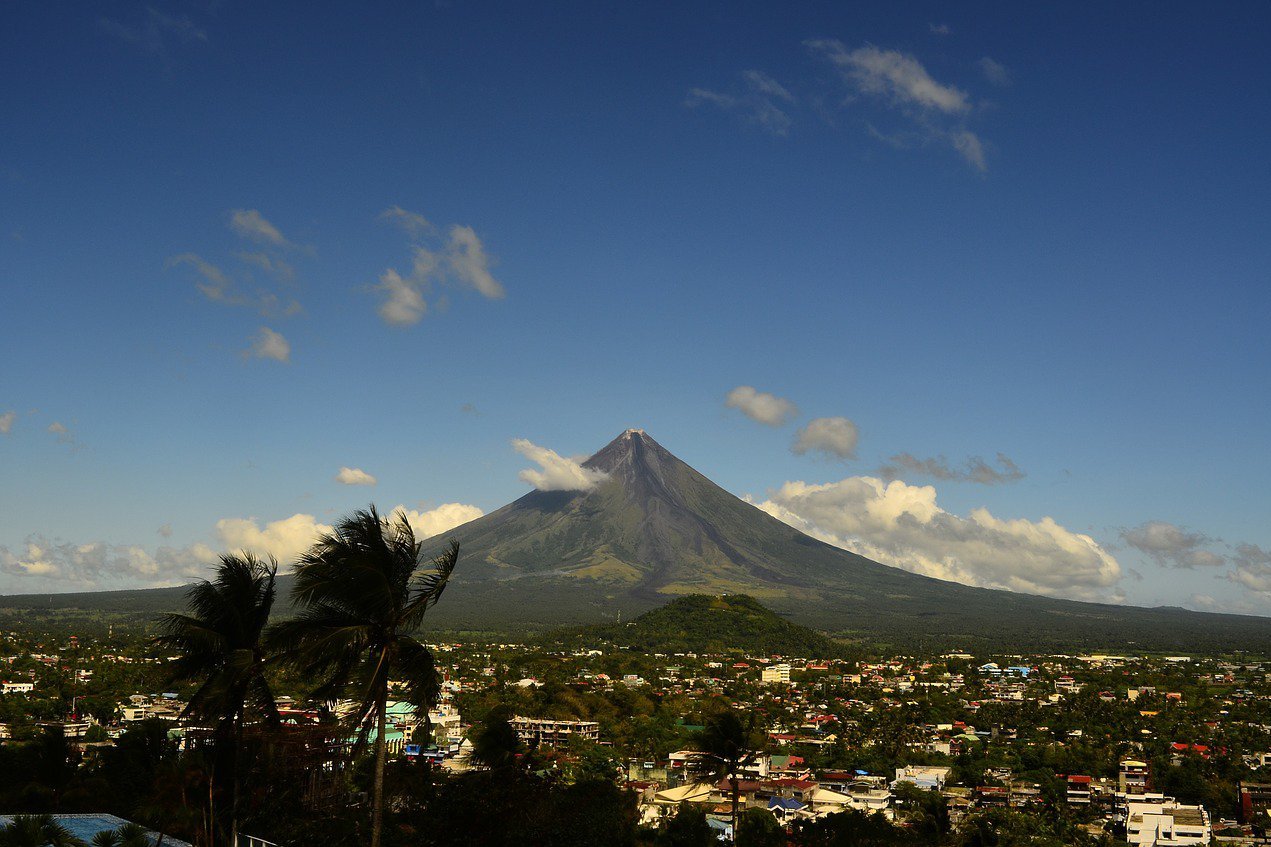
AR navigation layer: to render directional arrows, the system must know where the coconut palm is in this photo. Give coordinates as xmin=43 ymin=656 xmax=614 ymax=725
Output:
xmin=0 ymin=815 xmax=85 ymax=847
xmin=694 ymin=707 xmax=763 ymax=842
xmin=269 ymin=506 xmax=459 ymax=847
xmin=153 ymin=553 xmax=280 ymax=847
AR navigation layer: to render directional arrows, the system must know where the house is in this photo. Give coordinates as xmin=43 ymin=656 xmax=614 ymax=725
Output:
xmin=1 ymin=681 xmax=33 ymax=695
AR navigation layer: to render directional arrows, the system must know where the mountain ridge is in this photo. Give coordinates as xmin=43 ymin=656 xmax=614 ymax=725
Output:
xmin=3 ymin=429 xmax=1269 ymax=652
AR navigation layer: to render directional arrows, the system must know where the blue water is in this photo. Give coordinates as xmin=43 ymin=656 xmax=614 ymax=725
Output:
xmin=0 ymin=814 xmax=191 ymax=846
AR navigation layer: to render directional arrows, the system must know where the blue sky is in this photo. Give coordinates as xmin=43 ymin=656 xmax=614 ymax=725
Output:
xmin=3 ymin=1 xmax=1270 ymax=613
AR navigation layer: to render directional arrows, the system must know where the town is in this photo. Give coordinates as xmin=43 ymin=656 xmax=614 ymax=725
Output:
xmin=2 ymin=612 xmax=1270 ymax=846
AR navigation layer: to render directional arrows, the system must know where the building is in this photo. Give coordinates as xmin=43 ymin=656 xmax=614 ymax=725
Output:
xmin=1 ymin=682 xmax=33 ymax=694
xmin=1123 ymin=796 xmax=1211 ymax=846
xmin=893 ymin=765 xmax=952 ymax=791
xmin=1239 ymin=782 xmax=1271 ymax=823
xmin=1120 ymin=760 xmax=1150 ymax=794
xmin=510 ymin=716 xmax=599 ymax=747
xmin=1066 ymin=774 xmax=1093 ymax=805
xmin=761 ymin=664 xmax=791 ymax=684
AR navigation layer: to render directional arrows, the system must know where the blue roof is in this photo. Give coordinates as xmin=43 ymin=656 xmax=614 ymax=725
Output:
xmin=769 ymin=797 xmax=806 ymax=811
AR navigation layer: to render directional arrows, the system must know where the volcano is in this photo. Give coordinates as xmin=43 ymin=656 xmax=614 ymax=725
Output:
xmin=409 ymin=429 xmax=1270 ymax=652
xmin=5 ymin=429 xmax=1269 ymax=651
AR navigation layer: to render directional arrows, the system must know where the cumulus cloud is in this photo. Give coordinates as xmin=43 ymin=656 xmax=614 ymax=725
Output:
xmin=686 ymin=69 xmax=797 ymax=136
xmin=335 ymin=467 xmax=378 ymax=486
xmin=0 ymin=536 xmax=216 ymax=588
xmin=389 ymin=503 xmax=485 ymax=541
xmin=879 ymin=451 xmax=1025 ymax=485
xmin=806 ymin=39 xmax=989 ymax=171
xmin=792 ymin=417 xmax=859 ymax=459
xmin=214 ymin=513 xmax=333 ymax=563
xmin=230 ymin=209 xmax=290 ymax=248
xmin=245 ymin=326 xmax=290 ymax=363
xmin=512 ymin=438 xmax=609 ymax=492
xmin=978 ymin=56 xmax=1012 ymax=87
xmin=373 ymin=212 xmax=505 ymax=325
xmin=0 ymin=411 xmax=14 ymax=435
xmin=1121 ymin=521 xmax=1225 ymax=569
xmin=1228 ymin=543 xmax=1271 ymax=595
xmin=725 ymin=386 xmax=799 ymax=427
xmin=750 ymin=475 xmax=1123 ymax=601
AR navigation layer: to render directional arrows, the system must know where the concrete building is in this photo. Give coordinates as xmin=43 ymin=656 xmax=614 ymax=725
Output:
xmin=510 ymin=716 xmax=600 ymax=747
xmin=1120 ymin=760 xmax=1150 ymax=794
xmin=1123 ymin=796 xmax=1211 ymax=846
xmin=761 ymin=664 xmax=791 ymax=684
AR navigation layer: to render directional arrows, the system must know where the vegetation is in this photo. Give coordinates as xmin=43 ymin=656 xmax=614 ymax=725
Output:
xmin=153 ymin=553 xmax=279 ymax=847
xmin=268 ymin=507 xmax=459 ymax=847
xmin=566 ymin=594 xmax=847 ymax=657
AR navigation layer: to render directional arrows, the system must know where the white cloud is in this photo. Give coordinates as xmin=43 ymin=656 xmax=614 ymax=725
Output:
xmin=230 ymin=209 xmax=290 ymax=247
xmin=215 ymin=513 xmax=333 ymax=563
xmin=808 ymin=41 xmax=970 ymax=114
xmin=246 ymin=326 xmax=290 ymax=363
xmin=879 ymin=451 xmax=1025 ymax=485
xmin=806 ymin=39 xmax=990 ymax=171
xmin=1228 ymin=543 xmax=1271 ymax=595
xmin=380 ymin=205 xmax=434 ymax=238
xmin=951 ymin=130 xmax=987 ymax=172
xmin=792 ymin=417 xmax=859 ymax=459
xmin=0 ymin=411 xmax=14 ymax=435
xmin=389 ymin=503 xmax=485 ymax=541
xmin=0 ymin=536 xmax=216 ymax=588
xmin=686 ymin=70 xmax=796 ymax=136
xmin=512 ymin=438 xmax=609 ymax=492
xmin=446 ymin=225 xmax=505 ymax=299
xmin=725 ymin=386 xmax=799 ymax=427
xmin=928 ymin=23 xmax=952 ymax=36
xmin=236 ymin=251 xmax=295 ymax=281
xmin=335 ymin=467 xmax=378 ymax=486
xmin=167 ymin=253 xmax=234 ymax=302
xmin=372 ymin=217 xmax=504 ymax=326
xmin=47 ymin=421 xmax=75 ymax=445
xmin=750 ymin=475 xmax=1123 ymax=601
xmin=977 ymin=56 xmax=1012 ymax=87
xmin=1121 ymin=521 xmax=1225 ymax=569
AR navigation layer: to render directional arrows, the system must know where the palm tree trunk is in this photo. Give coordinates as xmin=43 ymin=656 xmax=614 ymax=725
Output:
xmin=371 ymin=677 xmax=389 ymax=847
xmin=731 ymin=773 xmax=739 ymax=843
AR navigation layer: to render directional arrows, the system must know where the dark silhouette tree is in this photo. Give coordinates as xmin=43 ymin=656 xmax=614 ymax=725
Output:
xmin=153 ymin=553 xmax=280 ymax=847
xmin=694 ymin=705 xmax=762 ymax=842
xmin=269 ymin=506 xmax=458 ymax=847
xmin=0 ymin=814 xmax=85 ymax=847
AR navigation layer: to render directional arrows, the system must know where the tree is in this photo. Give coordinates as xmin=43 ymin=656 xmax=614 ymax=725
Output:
xmin=694 ymin=706 xmax=762 ymax=842
xmin=736 ymin=808 xmax=785 ymax=847
xmin=153 ymin=553 xmax=280 ymax=847
xmin=270 ymin=506 xmax=459 ymax=847
xmin=469 ymin=706 xmax=523 ymax=770
xmin=658 ymin=803 xmax=716 ymax=847
xmin=0 ymin=814 xmax=85 ymax=847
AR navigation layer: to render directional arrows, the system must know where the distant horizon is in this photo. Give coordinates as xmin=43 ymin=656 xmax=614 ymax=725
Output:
xmin=3 ymin=3 xmax=1270 ymax=616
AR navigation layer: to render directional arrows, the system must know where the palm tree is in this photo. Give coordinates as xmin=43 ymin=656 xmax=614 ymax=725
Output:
xmin=694 ymin=707 xmax=762 ymax=842
xmin=153 ymin=553 xmax=280 ymax=847
xmin=270 ymin=506 xmax=459 ymax=847
xmin=0 ymin=815 xmax=85 ymax=847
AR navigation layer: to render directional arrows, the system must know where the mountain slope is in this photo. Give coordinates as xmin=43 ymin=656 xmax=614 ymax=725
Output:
xmin=3 ymin=429 xmax=1269 ymax=652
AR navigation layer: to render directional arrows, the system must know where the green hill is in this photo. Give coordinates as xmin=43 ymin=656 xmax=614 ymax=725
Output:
xmin=564 ymin=594 xmax=846 ymax=657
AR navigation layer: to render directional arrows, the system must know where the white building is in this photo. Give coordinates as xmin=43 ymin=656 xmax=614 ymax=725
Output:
xmin=1124 ymin=795 xmax=1211 ymax=846
xmin=1 ymin=682 xmax=34 ymax=694
xmin=761 ymin=664 xmax=791 ymax=684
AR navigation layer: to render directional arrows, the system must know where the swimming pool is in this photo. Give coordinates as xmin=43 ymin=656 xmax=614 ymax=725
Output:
xmin=0 ymin=814 xmax=192 ymax=846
